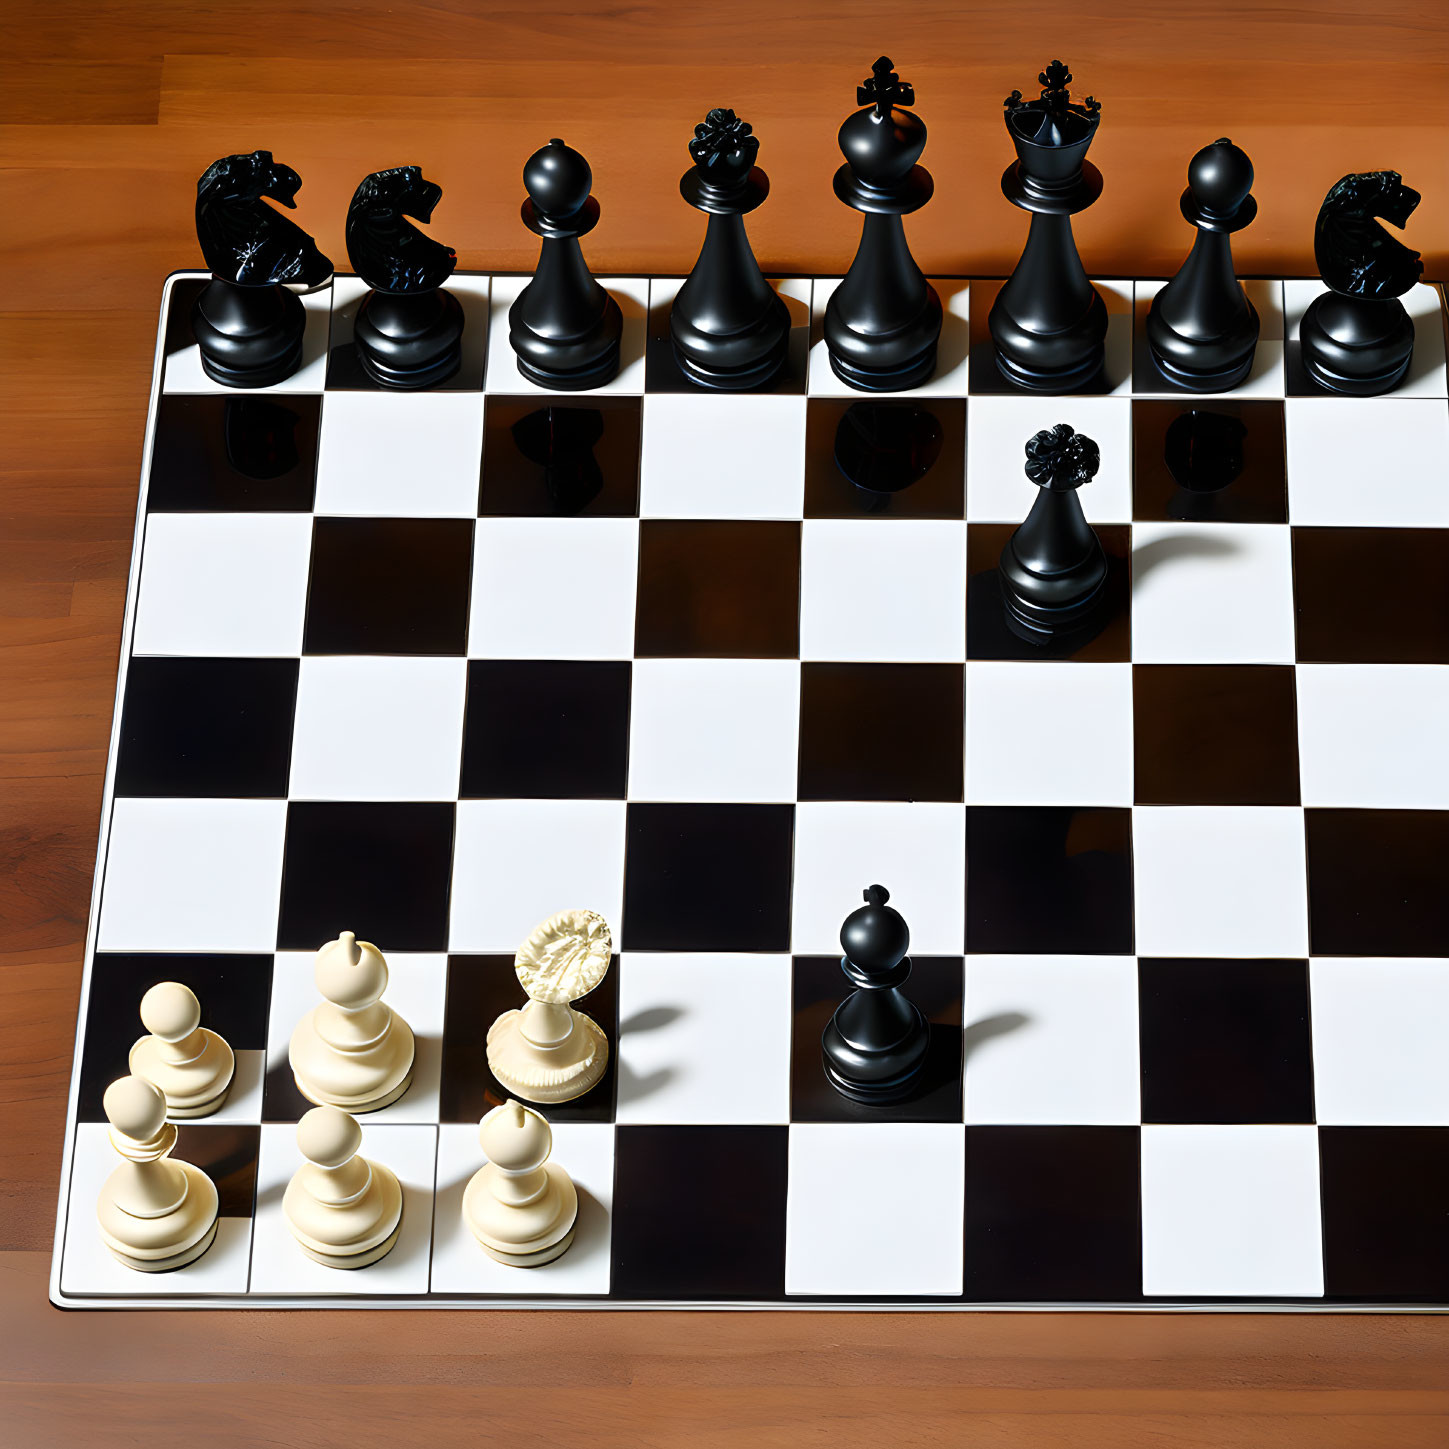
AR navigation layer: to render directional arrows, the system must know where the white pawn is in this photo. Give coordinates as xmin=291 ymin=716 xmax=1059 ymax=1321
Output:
xmin=129 ymin=981 xmax=235 ymax=1118
xmin=97 ymin=1075 xmax=219 ymax=1272
xmin=289 ymin=931 xmax=415 ymax=1113
xmin=283 ymin=1105 xmax=403 ymax=1270
xmin=462 ymin=1100 xmax=578 ymax=1267
xmin=486 ymin=909 xmax=611 ymax=1105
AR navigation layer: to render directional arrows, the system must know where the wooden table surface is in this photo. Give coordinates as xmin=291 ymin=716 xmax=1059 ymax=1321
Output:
xmin=2 ymin=3 xmax=1447 ymax=1445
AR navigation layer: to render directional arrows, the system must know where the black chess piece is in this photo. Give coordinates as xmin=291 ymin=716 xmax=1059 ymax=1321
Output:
xmin=1147 ymin=139 xmax=1261 ymax=391
xmin=510 ymin=405 xmax=606 ymax=515
xmin=822 ymin=57 xmax=943 ymax=392
xmin=1300 ymin=170 xmax=1423 ymax=396
xmin=344 ymin=166 xmax=464 ymax=389
xmin=821 ymin=885 xmax=929 ymax=1105
xmin=669 ymin=108 xmax=790 ymax=391
xmin=192 ymin=151 xmax=333 ymax=388
xmin=989 ymin=61 xmax=1107 ymax=393
xmin=508 ymin=139 xmax=623 ymax=391
xmin=999 ymin=423 xmax=1107 ymax=641
xmin=832 ymin=402 xmax=943 ymax=505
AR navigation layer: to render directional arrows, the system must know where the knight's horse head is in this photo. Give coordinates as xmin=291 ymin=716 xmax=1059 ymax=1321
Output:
xmin=345 ymin=166 xmax=457 ymax=293
xmin=1314 ymin=170 xmax=1423 ymax=300
xmin=195 ymin=150 xmax=333 ymax=287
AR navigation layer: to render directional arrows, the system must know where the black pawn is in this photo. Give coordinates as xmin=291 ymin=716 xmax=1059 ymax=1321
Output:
xmin=823 ymin=57 xmax=943 ymax=392
xmin=345 ymin=166 xmax=464 ymax=389
xmin=989 ymin=61 xmax=1107 ymax=393
xmin=821 ymin=885 xmax=929 ymax=1105
xmin=1147 ymin=139 xmax=1260 ymax=391
xmin=999 ymin=423 xmax=1107 ymax=641
xmin=670 ymin=109 xmax=790 ymax=390
xmin=509 ymin=139 xmax=623 ymax=391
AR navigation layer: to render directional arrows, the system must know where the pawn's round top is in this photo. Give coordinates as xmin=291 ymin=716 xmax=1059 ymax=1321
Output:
xmin=523 ymin=138 xmax=593 ymax=219
xmin=479 ymin=1099 xmax=552 ymax=1172
xmin=841 ymin=884 xmax=910 ymax=971
xmin=139 ymin=980 xmax=201 ymax=1043
xmin=1182 ymin=137 xmax=1257 ymax=231
xmin=104 ymin=1074 xmax=168 ymax=1142
xmin=297 ymin=1104 xmax=361 ymax=1168
xmin=315 ymin=930 xmax=388 ymax=1010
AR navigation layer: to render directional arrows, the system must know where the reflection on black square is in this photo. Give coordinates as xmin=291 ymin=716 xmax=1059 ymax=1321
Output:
xmin=799 ymin=664 xmax=962 ymax=802
xmin=964 ymin=1126 xmax=1142 ymax=1302
xmin=1133 ymin=665 xmax=1299 ymax=805
xmin=278 ymin=802 xmax=455 ymax=951
xmin=966 ymin=523 xmax=1131 ymax=662
xmin=803 ymin=398 xmax=965 ymax=519
xmin=1132 ymin=400 xmax=1286 ymax=524
xmin=967 ymin=807 xmax=1134 ymax=954
xmin=635 ymin=521 xmax=800 ymax=658
xmin=1306 ymin=810 xmax=1449 ymax=956
xmin=115 ymin=657 xmax=298 ymax=798
xmin=644 ymin=285 xmax=810 ymax=393
xmin=304 ymin=517 xmax=473 ymax=655
xmin=790 ymin=955 xmax=963 ymax=1123
xmin=967 ymin=279 xmax=1118 ymax=396
xmin=612 ymin=1125 xmax=787 ymax=1300
xmin=439 ymin=954 xmax=618 ymax=1124
xmin=461 ymin=660 xmax=630 ymax=799
xmin=78 ymin=953 xmax=274 ymax=1120
xmin=1293 ymin=528 xmax=1449 ymax=664
xmin=149 ymin=394 xmax=320 ymax=512
xmin=1320 ymin=1127 xmax=1449 ymax=1303
xmin=480 ymin=397 xmax=640 ymax=517
xmin=623 ymin=803 xmax=794 ymax=951
xmin=171 ymin=1123 xmax=261 ymax=1217
xmin=1139 ymin=958 xmax=1313 ymax=1124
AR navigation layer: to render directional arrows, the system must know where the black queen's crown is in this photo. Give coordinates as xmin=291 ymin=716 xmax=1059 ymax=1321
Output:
xmin=1003 ymin=59 xmax=1101 ymax=187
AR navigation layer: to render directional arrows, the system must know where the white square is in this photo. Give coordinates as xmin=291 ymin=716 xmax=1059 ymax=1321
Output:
xmin=328 ymin=272 xmax=491 ymax=388
xmin=248 ymin=1121 xmax=436 ymax=1295
xmin=196 ymin=1048 xmax=267 ymax=1125
xmin=1286 ymin=280 xmax=1447 ymax=399
xmin=792 ymin=803 xmax=964 ymax=954
xmin=616 ymin=953 xmax=792 ymax=1124
xmin=1132 ymin=806 xmax=1308 ymax=957
xmin=134 ymin=513 xmax=313 ymax=657
xmin=98 ymin=798 xmax=286 ymax=952
xmin=266 ymin=951 xmax=448 ymax=1124
xmin=451 ymin=799 xmax=626 ymax=951
xmin=1285 ymin=398 xmax=1449 ymax=526
xmin=966 ymin=662 xmax=1132 ymax=805
xmin=640 ymin=393 xmax=807 ymax=519
xmin=1296 ymin=665 xmax=1449 ymax=808
xmin=1141 ymin=1125 xmax=1323 ymax=1297
xmin=800 ymin=520 xmax=965 ymax=662
xmin=966 ymin=397 xmax=1132 ymax=522
xmin=485 ymin=275 xmax=649 ymax=394
xmin=314 ymin=391 xmax=485 ymax=518
xmin=627 ymin=659 xmax=800 ymax=803
xmin=1310 ymin=958 xmax=1449 ymax=1126
xmin=963 ymin=955 xmax=1140 ymax=1124
xmin=1097 ymin=278 xmax=1135 ymax=396
xmin=468 ymin=518 xmax=638 ymax=659
xmin=1131 ymin=522 xmax=1295 ymax=664
xmin=288 ymin=656 xmax=468 ymax=801
xmin=786 ymin=1124 xmax=965 ymax=1295
xmin=1135 ymin=280 xmax=1286 ymax=399
xmin=808 ymin=279 xmax=970 ymax=397
xmin=430 ymin=1121 xmax=614 ymax=1295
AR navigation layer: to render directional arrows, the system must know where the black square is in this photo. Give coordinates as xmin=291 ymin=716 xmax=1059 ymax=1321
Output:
xmin=304 ymin=517 xmax=473 ymax=655
xmin=790 ymin=955 xmax=963 ymax=1123
xmin=148 ymin=393 xmax=320 ymax=512
xmin=1138 ymin=958 xmax=1313 ymax=1124
xmin=798 ymin=663 xmax=963 ymax=802
xmin=635 ymin=520 xmax=800 ymax=658
xmin=170 ymin=1123 xmax=261 ymax=1218
xmin=115 ymin=657 xmax=298 ymax=798
xmin=1306 ymin=809 xmax=1449 ymax=956
xmin=622 ymin=803 xmax=794 ymax=951
xmin=964 ymin=1126 xmax=1142 ymax=1302
xmin=1319 ymin=1127 xmax=1449 ymax=1303
xmin=611 ymin=1125 xmax=788 ymax=1300
xmin=645 ymin=285 xmax=810 ymax=393
xmin=461 ymin=660 xmax=630 ymax=799
xmin=967 ymin=807 xmax=1134 ymax=954
xmin=1133 ymin=665 xmax=1300 ymax=806
xmin=278 ymin=802 xmax=456 ymax=951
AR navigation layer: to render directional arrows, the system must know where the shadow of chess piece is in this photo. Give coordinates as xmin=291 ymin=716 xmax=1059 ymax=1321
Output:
xmin=510 ymin=406 xmax=606 ymax=515
xmin=832 ymin=401 xmax=943 ymax=511
xmin=223 ymin=396 xmax=302 ymax=479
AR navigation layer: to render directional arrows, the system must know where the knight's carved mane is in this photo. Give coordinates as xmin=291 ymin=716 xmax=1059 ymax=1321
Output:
xmin=1314 ymin=171 xmax=1423 ymax=299
xmin=345 ymin=166 xmax=457 ymax=294
xmin=195 ymin=151 xmax=332 ymax=287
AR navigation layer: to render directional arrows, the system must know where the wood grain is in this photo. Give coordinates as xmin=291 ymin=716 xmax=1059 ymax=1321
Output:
xmin=1 ymin=3 xmax=1447 ymax=1446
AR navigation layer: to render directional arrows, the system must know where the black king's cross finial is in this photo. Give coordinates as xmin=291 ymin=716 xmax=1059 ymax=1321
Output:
xmin=857 ymin=55 xmax=914 ymax=118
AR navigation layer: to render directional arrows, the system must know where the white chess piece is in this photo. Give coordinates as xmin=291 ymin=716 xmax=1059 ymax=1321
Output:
xmin=96 ymin=1075 xmax=219 ymax=1272
xmin=462 ymin=1099 xmax=578 ymax=1267
xmin=283 ymin=1105 xmax=403 ymax=1270
xmin=486 ymin=909 xmax=611 ymax=1105
xmin=129 ymin=980 xmax=235 ymax=1118
xmin=289 ymin=931 xmax=415 ymax=1113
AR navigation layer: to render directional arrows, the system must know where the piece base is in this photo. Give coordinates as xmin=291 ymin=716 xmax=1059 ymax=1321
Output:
xmin=161 ymin=1086 xmax=233 ymax=1120
xmin=827 ymin=344 xmax=938 ymax=394
xmin=198 ymin=339 xmax=304 ymax=391
xmin=293 ymin=1066 xmax=414 ymax=1116
xmin=1000 ymin=576 xmax=1108 ymax=645
xmin=1148 ymin=346 xmax=1255 ymax=393
xmin=513 ymin=341 xmax=622 ymax=393
xmin=105 ymin=1218 xmax=218 ymax=1274
xmin=356 ymin=343 xmax=462 ymax=391
xmin=993 ymin=345 xmax=1105 ymax=395
xmin=297 ymin=1220 xmax=402 ymax=1271
xmin=671 ymin=336 xmax=788 ymax=392
xmin=822 ymin=1055 xmax=927 ymax=1106
xmin=1302 ymin=351 xmax=1412 ymax=398
xmin=479 ymin=1222 xmax=578 ymax=1269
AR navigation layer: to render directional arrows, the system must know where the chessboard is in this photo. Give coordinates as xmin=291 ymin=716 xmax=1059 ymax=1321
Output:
xmin=50 ymin=269 xmax=1449 ymax=1311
